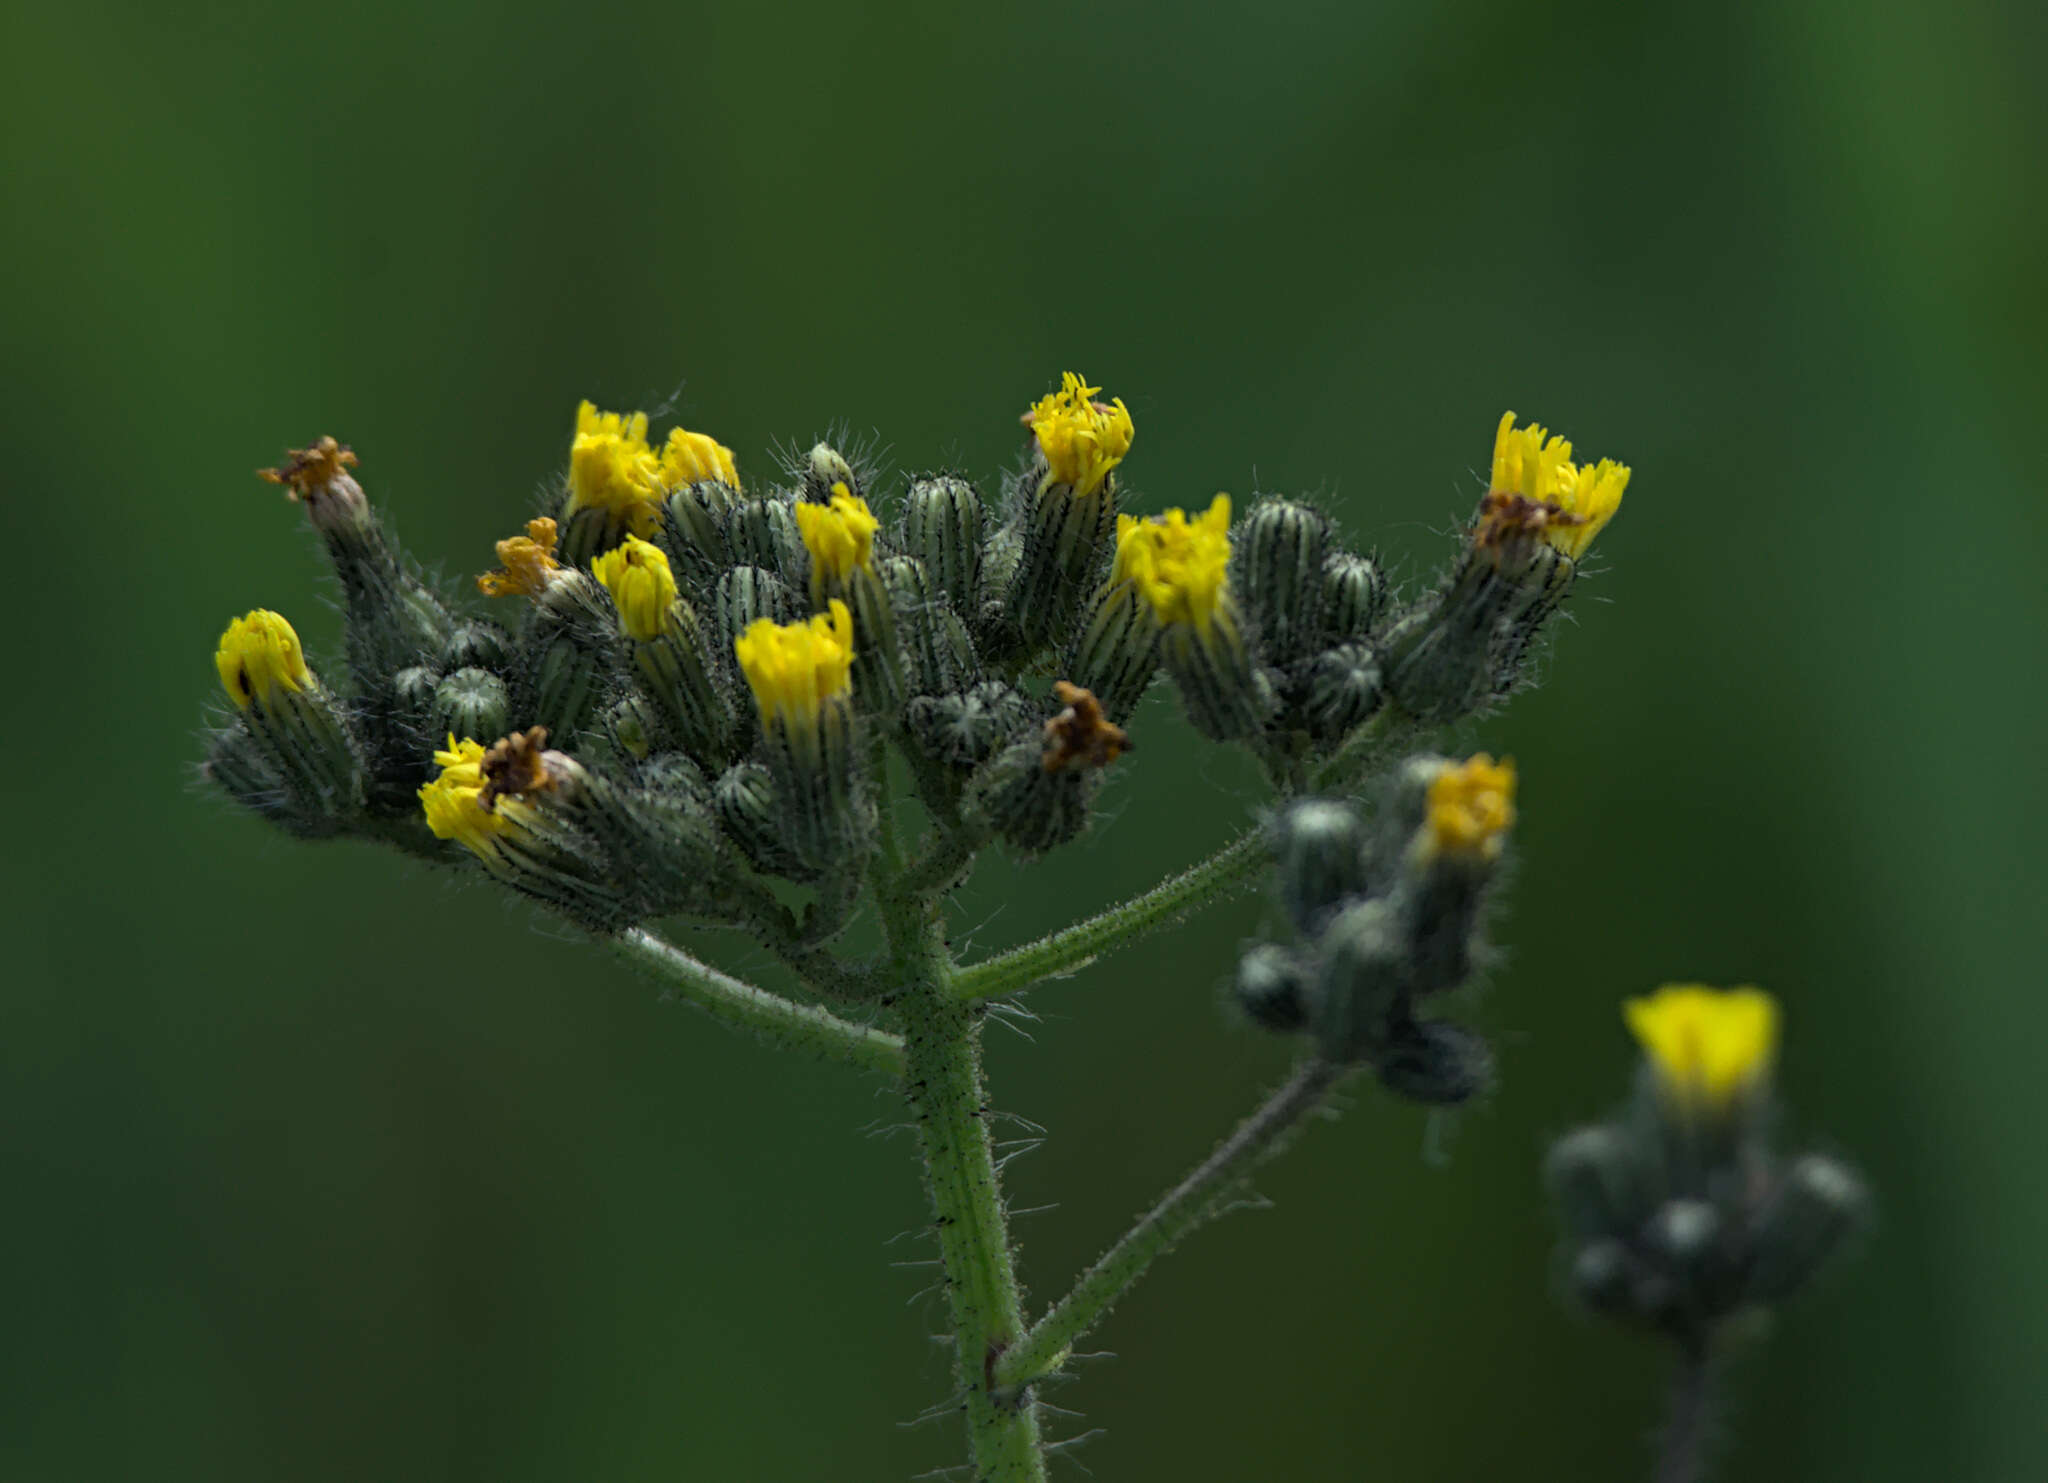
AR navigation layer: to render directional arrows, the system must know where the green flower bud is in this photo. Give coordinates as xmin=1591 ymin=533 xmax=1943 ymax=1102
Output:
xmin=713 ymin=761 xmax=814 ymax=881
xmin=1234 ymin=943 xmax=1310 ymax=1034
xmin=1569 ymin=1239 xmax=1637 ymax=1316
xmin=1269 ymin=798 xmax=1370 ymax=935
xmin=663 ymin=480 xmax=738 ymax=580
xmin=1319 ymin=551 xmax=1387 ymax=645
xmin=1545 ymin=1125 xmax=1647 ymax=1243
xmin=907 ymin=682 xmax=1033 ymax=769
xmin=1310 ymin=898 xmax=1406 ymax=1063
xmin=884 ymin=557 xmax=982 ymax=697
xmin=390 ymin=665 xmax=443 ymax=747
xmin=1065 ymin=580 xmax=1161 ymax=725
xmin=520 ymin=569 xmax=620 ymax=744
xmin=802 ymin=442 xmax=862 ymax=504
xmin=724 ymin=495 xmax=806 ymax=582
xmin=1374 ymin=1016 xmax=1493 ymax=1105
xmin=602 ymin=692 xmax=661 ymax=761
xmin=1745 ymin=1155 xmax=1868 ymax=1306
xmin=1302 ymin=643 xmax=1384 ymax=743
xmin=442 ymin=621 xmax=514 ymax=674
xmin=1646 ymin=1198 xmax=1723 ymax=1277
xmin=202 ymin=721 xmax=293 ymax=830
xmin=1235 ymin=499 xmax=1332 ymax=666
xmin=433 ymin=668 xmax=510 ymax=747
xmin=714 ymin=566 xmax=799 ymax=660
xmin=967 ymin=737 xmax=1100 ymax=857
xmin=900 ymin=474 xmax=988 ymax=616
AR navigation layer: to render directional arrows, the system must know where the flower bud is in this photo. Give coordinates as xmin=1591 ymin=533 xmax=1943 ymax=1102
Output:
xmin=1002 ymin=372 xmax=1134 ymax=654
xmin=389 ymin=665 xmax=443 ymax=751
xmin=603 ymin=692 xmax=660 ymax=762
xmin=714 ymin=566 xmax=799 ymax=660
xmin=1624 ymin=985 xmax=1779 ymax=1134
xmin=797 ymin=492 xmax=903 ymax=714
xmin=417 ymin=734 xmax=630 ymax=927
xmin=596 ymin=539 xmax=736 ymax=766
xmin=1235 ymin=499 xmax=1332 ymax=667
xmin=663 ymin=479 xmax=738 ymax=579
xmin=433 ymin=667 xmax=510 ymax=746
xmin=213 ymin=610 xmax=367 ymax=826
xmin=1569 ymin=1239 xmax=1638 ymax=1316
xmin=1373 ymin=1016 xmax=1493 ymax=1105
xmin=1319 ymin=551 xmax=1387 ymax=645
xmin=1302 ymin=642 xmax=1384 ymax=743
xmin=966 ymin=683 xmax=1126 ymax=857
xmin=713 ymin=761 xmax=814 ymax=880
xmin=907 ymin=682 xmax=1033 ymax=769
xmin=441 ymin=621 xmax=514 ymax=674
xmin=734 ymin=601 xmax=871 ymax=871
xmin=1269 ymin=798 xmax=1369 ymax=935
xmin=725 ymin=495 xmax=806 ymax=583
xmin=558 ymin=400 xmax=664 ymax=566
xmin=519 ymin=566 xmax=621 ymax=744
xmin=801 ymin=442 xmax=861 ymax=504
xmin=260 ymin=439 xmax=454 ymax=684
xmin=1310 ymin=898 xmax=1406 ymax=1063
xmin=1234 ymin=943 xmax=1310 ymax=1033
xmin=1545 ymin=1125 xmax=1647 ymax=1243
xmin=1645 ymin=1198 xmax=1724 ymax=1280
xmin=884 ymin=557 xmax=981 ymax=697
xmin=1396 ymin=755 xmax=1516 ymax=995
xmin=900 ymin=474 xmax=988 ymax=616
xmin=1744 ymin=1155 xmax=1868 ymax=1305
xmin=1115 ymin=495 xmax=1273 ymax=741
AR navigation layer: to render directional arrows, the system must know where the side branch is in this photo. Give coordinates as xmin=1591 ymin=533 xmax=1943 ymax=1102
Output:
xmin=607 ymin=928 xmax=905 ymax=1078
xmin=947 ymin=829 xmax=1269 ymax=1003
xmin=993 ymin=1057 xmax=1350 ymax=1393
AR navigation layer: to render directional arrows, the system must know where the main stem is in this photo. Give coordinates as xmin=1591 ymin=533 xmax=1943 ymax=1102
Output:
xmin=881 ymin=863 xmax=1045 ymax=1479
xmin=1654 ymin=1338 xmax=1717 ymax=1483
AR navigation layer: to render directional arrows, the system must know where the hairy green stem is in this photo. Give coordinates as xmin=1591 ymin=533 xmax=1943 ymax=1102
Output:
xmin=1655 ymin=1339 xmax=1718 ymax=1483
xmin=948 ymin=828 xmax=1269 ymax=1003
xmin=606 ymin=928 xmax=904 ymax=1077
xmin=995 ymin=1057 xmax=1349 ymax=1392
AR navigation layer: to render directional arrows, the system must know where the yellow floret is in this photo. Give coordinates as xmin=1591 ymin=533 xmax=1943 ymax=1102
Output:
xmin=1624 ymin=984 xmax=1780 ymax=1114
xmin=417 ymin=736 xmax=507 ymax=861
xmin=1026 ymin=371 xmax=1135 ymax=498
xmin=1420 ymin=754 xmax=1517 ymax=862
xmin=734 ymin=600 xmax=857 ymax=731
xmin=592 ymin=536 xmax=679 ymax=642
xmin=657 ymin=425 xmax=740 ymax=492
xmin=567 ymin=400 xmax=663 ymax=534
xmin=1113 ymin=494 xmax=1234 ymax=631
xmin=796 ymin=491 xmax=880 ymax=588
xmin=1490 ymin=411 xmax=1631 ymax=560
xmin=215 ymin=610 xmax=311 ymax=710
xmin=478 ymin=517 xmax=563 ymax=598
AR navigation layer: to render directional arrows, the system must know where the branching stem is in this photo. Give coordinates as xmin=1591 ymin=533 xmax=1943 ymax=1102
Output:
xmin=606 ymin=928 xmax=904 ymax=1077
xmin=994 ymin=1057 xmax=1351 ymax=1393
xmin=947 ymin=828 xmax=1269 ymax=1003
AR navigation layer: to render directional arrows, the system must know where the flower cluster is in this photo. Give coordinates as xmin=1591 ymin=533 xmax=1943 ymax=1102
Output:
xmin=1547 ymin=986 xmax=1867 ymax=1343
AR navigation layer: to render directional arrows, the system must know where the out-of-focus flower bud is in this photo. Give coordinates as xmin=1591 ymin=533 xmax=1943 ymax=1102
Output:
xmin=1269 ymin=798 xmax=1370 ymax=936
xmin=1234 ymin=943 xmax=1310 ymax=1033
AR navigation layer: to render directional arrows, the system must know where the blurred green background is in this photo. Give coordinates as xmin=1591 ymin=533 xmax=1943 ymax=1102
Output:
xmin=5 ymin=0 xmax=2042 ymax=1478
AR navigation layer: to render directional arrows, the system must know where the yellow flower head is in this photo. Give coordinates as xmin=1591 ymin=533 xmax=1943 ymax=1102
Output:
xmin=417 ymin=736 xmax=509 ymax=861
xmin=796 ymin=490 xmax=880 ymax=587
xmin=567 ymin=400 xmax=663 ymax=534
xmin=1624 ymin=984 xmax=1780 ymax=1115
xmin=1487 ymin=411 xmax=1631 ymax=561
xmin=215 ymin=610 xmax=311 ymax=710
xmin=1420 ymin=753 xmax=1517 ymax=862
xmin=591 ymin=536 xmax=678 ymax=641
xmin=657 ymin=424 xmax=740 ymax=492
xmin=1026 ymin=371 xmax=1135 ymax=498
xmin=734 ymin=599 xmax=857 ymax=731
xmin=478 ymin=517 xmax=562 ymax=598
xmin=1113 ymin=494 xmax=1234 ymax=631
